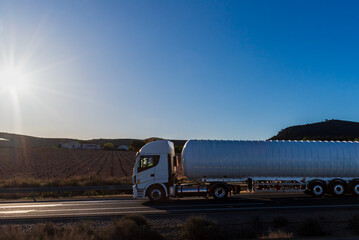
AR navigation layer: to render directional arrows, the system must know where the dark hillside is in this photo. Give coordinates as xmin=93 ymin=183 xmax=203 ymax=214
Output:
xmin=0 ymin=132 xmax=72 ymax=148
xmin=270 ymin=120 xmax=359 ymax=141
xmin=0 ymin=132 xmax=187 ymax=149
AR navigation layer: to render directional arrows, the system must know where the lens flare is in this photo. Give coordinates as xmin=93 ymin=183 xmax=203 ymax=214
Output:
xmin=0 ymin=67 xmax=29 ymax=94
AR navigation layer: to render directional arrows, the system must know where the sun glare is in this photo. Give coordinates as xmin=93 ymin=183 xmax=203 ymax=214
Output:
xmin=0 ymin=67 xmax=29 ymax=94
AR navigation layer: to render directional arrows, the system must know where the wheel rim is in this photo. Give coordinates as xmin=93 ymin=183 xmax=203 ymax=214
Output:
xmin=151 ymin=189 xmax=162 ymax=200
xmin=333 ymin=184 xmax=344 ymax=195
xmin=214 ymin=187 xmax=226 ymax=198
xmin=354 ymin=184 xmax=359 ymax=195
xmin=313 ymin=185 xmax=323 ymax=196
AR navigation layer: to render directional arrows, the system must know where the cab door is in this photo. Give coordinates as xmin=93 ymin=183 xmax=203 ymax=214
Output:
xmin=136 ymin=155 xmax=159 ymax=188
xmin=154 ymin=154 xmax=169 ymax=183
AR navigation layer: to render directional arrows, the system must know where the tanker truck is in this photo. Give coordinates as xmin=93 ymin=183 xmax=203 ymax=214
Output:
xmin=132 ymin=140 xmax=359 ymax=201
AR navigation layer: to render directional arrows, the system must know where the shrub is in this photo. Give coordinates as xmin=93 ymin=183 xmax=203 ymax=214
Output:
xmin=231 ymin=226 xmax=257 ymax=239
xmin=0 ymin=226 xmax=25 ymax=240
xmin=99 ymin=215 xmax=163 ymax=240
xmin=259 ymin=229 xmax=293 ymax=239
xmin=272 ymin=216 xmax=289 ymax=229
xmin=180 ymin=216 xmax=223 ymax=240
xmin=349 ymin=215 xmax=359 ymax=234
xmin=0 ymin=217 xmax=162 ymax=240
xmin=103 ymin=142 xmax=114 ymax=150
xmin=298 ymin=218 xmax=326 ymax=236
xmin=129 ymin=140 xmax=146 ymax=152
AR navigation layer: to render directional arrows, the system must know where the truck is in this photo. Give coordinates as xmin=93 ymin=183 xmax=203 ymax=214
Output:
xmin=132 ymin=139 xmax=359 ymax=201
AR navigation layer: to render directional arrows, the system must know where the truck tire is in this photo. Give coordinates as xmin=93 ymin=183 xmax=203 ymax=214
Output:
xmin=212 ymin=184 xmax=228 ymax=200
xmin=351 ymin=181 xmax=359 ymax=196
xmin=147 ymin=185 xmax=165 ymax=201
xmin=309 ymin=182 xmax=325 ymax=197
xmin=330 ymin=181 xmax=346 ymax=196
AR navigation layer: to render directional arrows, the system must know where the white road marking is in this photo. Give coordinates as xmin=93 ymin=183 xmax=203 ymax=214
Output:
xmin=22 ymin=202 xmax=265 ymax=213
xmin=59 ymin=202 xmax=264 ymax=208
xmin=0 ymin=204 xmax=62 ymax=209
xmin=0 ymin=203 xmax=359 ymax=218
xmin=0 ymin=210 xmax=34 ymax=214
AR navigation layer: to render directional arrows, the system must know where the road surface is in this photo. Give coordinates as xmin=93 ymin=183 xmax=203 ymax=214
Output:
xmin=0 ymin=193 xmax=359 ymax=223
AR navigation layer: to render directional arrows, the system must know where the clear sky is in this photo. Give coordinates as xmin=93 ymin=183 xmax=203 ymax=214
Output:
xmin=0 ymin=1 xmax=358 ymax=140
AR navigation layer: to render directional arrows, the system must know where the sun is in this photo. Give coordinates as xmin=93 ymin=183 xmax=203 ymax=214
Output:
xmin=0 ymin=66 xmax=29 ymax=94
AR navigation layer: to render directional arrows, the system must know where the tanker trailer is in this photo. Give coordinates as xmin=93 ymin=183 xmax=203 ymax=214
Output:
xmin=132 ymin=140 xmax=359 ymax=201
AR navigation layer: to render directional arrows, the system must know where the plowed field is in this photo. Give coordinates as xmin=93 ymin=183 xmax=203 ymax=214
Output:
xmin=0 ymin=147 xmax=136 ymax=179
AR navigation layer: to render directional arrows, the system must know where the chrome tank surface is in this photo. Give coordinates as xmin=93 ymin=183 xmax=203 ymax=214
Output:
xmin=182 ymin=140 xmax=359 ymax=180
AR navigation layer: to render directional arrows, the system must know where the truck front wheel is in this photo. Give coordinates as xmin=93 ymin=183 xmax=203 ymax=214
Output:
xmin=147 ymin=185 xmax=165 ymax=201
xmin=212 ymin=184 xmax=228 ymax=200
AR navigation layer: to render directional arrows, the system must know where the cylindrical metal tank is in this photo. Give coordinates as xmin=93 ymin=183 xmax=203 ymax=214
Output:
xmin=181 ymin=140 xmax=359 ymax=180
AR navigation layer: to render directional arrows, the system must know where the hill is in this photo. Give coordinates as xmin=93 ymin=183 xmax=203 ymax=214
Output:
xmin=270 ymin=119 xmax=359 ymax=141
xmin=0 ymin=132 xmax=187 ymax=149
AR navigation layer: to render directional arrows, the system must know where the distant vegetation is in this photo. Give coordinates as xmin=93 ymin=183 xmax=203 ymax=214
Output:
xmin=103 ymin=142 xmax=115 ymax=150
xmin=270 ymin=119 xmax=359 ymax=141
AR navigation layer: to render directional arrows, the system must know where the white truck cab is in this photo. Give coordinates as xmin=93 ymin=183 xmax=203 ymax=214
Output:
xmin=132 ymin=140 xmax=176 ymax=200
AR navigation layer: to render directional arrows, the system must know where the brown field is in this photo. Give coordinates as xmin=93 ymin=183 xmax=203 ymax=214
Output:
xmin=0 ymin=147 xmax=136 ymax=180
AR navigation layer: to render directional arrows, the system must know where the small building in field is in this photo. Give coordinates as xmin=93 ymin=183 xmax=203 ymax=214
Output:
xmin=61 ymin=141 xmax=81 ymax=149
xmin=61 ymin=141 xmax=101 ymax=150
xmin=118 ymin=145 xmax=129 ymax=151
xmin=81 ymin=143 xmax=101 ymax=150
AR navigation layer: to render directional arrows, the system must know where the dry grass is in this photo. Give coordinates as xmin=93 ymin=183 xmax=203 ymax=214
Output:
xmin=180 ymin=216 xmax=222 ymax=240
xmin=298 ymin=218 xmax=327 ymax=236
xmin=259 ymin=229 xmax=293 ymax=239
xmin=0 ymin=215 xmax=163 ymax=240
xmin=0 ymin=175 xmax=131 ymax=188
xmin=0 ymin=175 xmax=132 ymax=199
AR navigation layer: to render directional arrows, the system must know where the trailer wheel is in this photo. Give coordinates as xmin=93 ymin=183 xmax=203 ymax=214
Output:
xmin=310 ymin=182 xmax=325 ymax=197
xmin=330 ymin=181 xmax=346 ymax=196
xmin=351 ymin=181 xmax=359 ymax=196
xmin=212 ymin=184 xmax=228 ymax=200
xmin=147 ymin=185 xmax=165 ymax=201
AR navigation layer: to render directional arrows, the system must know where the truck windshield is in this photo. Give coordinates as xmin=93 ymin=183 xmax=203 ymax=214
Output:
xmin=138 ymin=155 xmax=160 ymax=172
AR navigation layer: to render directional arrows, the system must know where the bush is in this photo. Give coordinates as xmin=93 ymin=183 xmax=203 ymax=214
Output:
xmin=0 ymin=226 xmax=25 ymax=240
xmin=99 ymin=215 xmax=163 ymax=240
xmin=349 ymin=215 xmax=359 ymax=234
xmin=129 ymin=140 xmax=146 ymax=152
xmin=0 ymin=222 xmax=96 ymax=240
xmin=231 ymin=226 xmax=257 ymax=239
xmin=272 ymin=216 xmax=289 ymax=229
xmin=259 ymin=229 xmax=293 ymax=239
xmin=298 ymin=218 xmax=326 ymax=236
xmin=103 ymin=142 xmax=114 ymax=150
xmin=0 ymin=216 xmax=162 ymax=240
xmin=175 ymin=145 xmax=184 ymax=153
xmin=180 ymin=216 xmax=223 ymax=240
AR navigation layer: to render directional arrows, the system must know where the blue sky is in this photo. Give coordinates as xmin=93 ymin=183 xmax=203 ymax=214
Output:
xmin=0 ymin=1 xmax=358 ymax=140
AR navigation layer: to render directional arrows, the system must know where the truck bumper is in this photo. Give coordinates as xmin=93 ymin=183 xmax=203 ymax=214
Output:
xmin=133 ymin=185 xmax=146 ymax=199
xmin=133 ymin=185 xmax=138 ymax=199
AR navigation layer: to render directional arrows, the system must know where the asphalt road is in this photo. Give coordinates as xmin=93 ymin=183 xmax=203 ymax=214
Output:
xmin=1 ymin=193 xmax=359 ymax=222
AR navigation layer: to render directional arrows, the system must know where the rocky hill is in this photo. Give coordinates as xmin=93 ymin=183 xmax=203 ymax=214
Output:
xmin=270 ymin=119 xmax=359 ymax=141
